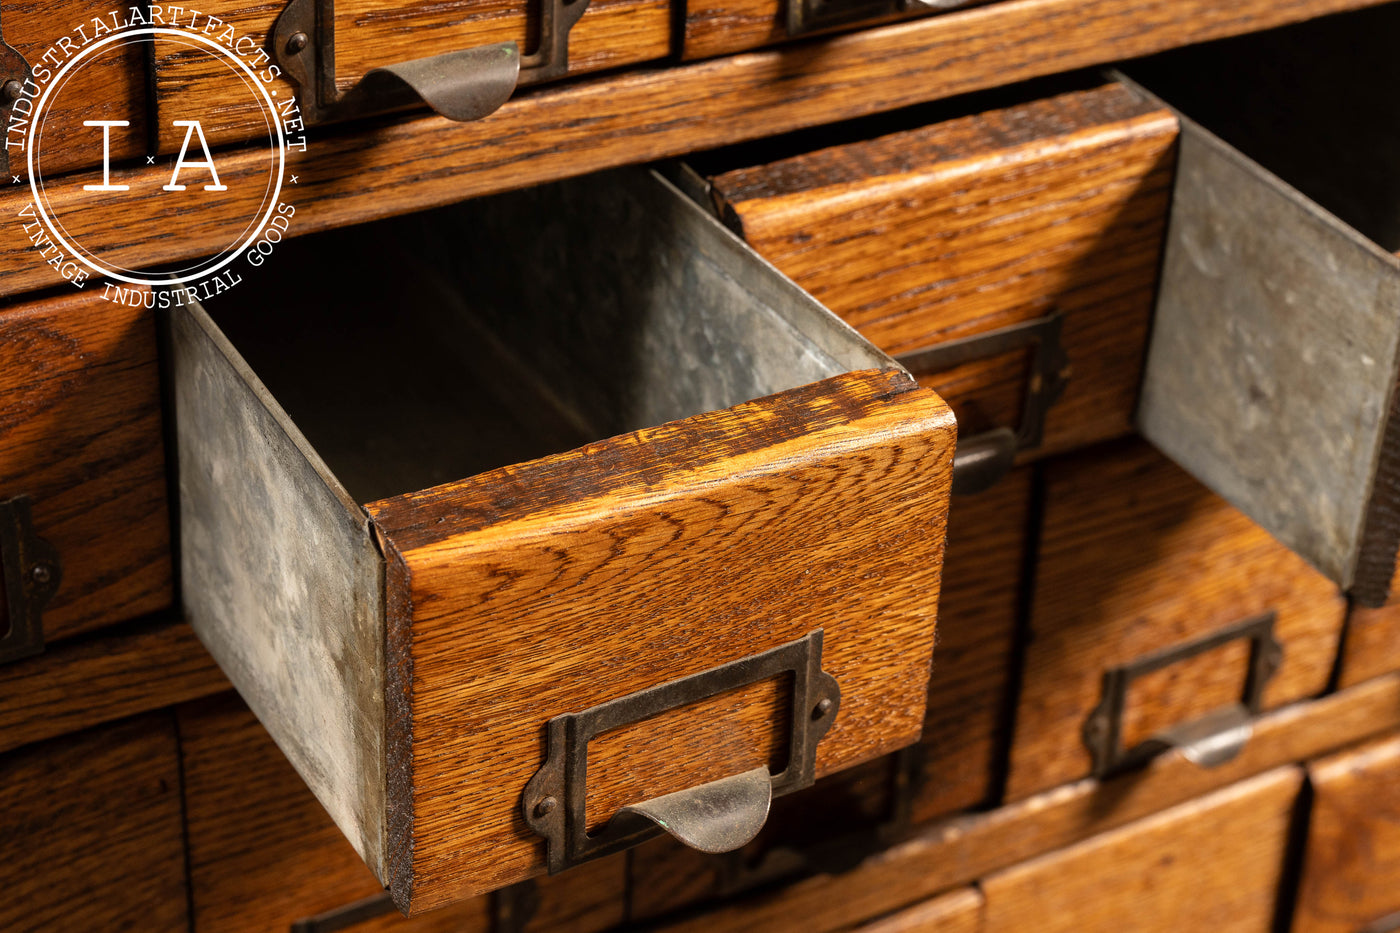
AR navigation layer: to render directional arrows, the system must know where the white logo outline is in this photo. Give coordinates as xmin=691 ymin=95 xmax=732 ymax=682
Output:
xmin=26 ymin=26 xmax=286 ymax=288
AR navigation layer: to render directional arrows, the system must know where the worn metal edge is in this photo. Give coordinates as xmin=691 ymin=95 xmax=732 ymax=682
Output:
xmin=644 ymin=167 xmax=904 ymax=381
xmin=1122 ymin=74 xmax=1400 ymax=589
xmin=165 ymin=297 xmax=390 ymax=878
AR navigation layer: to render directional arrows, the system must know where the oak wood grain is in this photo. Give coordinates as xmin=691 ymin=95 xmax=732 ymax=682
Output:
xmin=627 ymin=471 xmax=1032 ymax=923
xmin=1340 ymin=560 xmax=1400 ymax=687
xmin=149 ymin=0 xmax=671 ymax=152
xmin=980 ymin=768 xmax=1303 ymax=932
xmin=179 ymin=694 xmax=626 ymax=933
xmin=2 ymin=0 xmax=1386 ymax=300
xmin=1293 ymin=733 xmax=1400 ymax=933
xmin=367 ymin=369 xmax=957 ymax=911
xmin=648 ymin=672 xmax=1400 ymax=933
xmin=0 ymin=714 xmax=188 ymax=933
xmin=3 ymin=0 xmax=149 ymax=175
xmin=0 ymin=292 xmax=172 ymax=644
xmin=0 ymin=617 xmax=225 ymax=755
xmin=710 ymin=83 xmax=1175 ymax=461
xmin=1006 ymin=439 xmax=1346 ymax=800
xmin=911 ymin=466 xmax=1031 ymax=822
xmin=846 ymin=886 xmax=984 ymax=933
xmin=680 ymin=0 xmax=993 ymax=59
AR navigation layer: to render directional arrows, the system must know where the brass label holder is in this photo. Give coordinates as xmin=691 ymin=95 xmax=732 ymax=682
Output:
xmin=1082 ymin=612 xmax=1282 ymax=779
xmin=522 ymin=631 xmax=840 ymax=874
xmin=272 ymin=0 xmax=589 ymax=126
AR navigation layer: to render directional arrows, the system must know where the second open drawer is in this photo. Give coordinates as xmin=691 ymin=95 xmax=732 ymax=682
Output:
xmin=164 ymin=167 xmax=957 ymax=914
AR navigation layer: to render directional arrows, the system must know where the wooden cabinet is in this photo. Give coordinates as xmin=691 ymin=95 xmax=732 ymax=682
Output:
xmin=1293 ymin=733 xmax=1400 ymax=933
xmin=0 ymin=292 xmax=171 ymax=661
xmin=166 ymin=168 xmax=957 ymax=912
xmin=1008 ymin=440 xmax=1344 ymax=799
xmin=982 ymin=768 xmax=1303 ymax=932
xmin=700 ymin=80 xmax=1176 ymax=477
xmin=0 ymin=714 xmax=189 ymax=933
xmin=148 ymin=0 xmax=672 ymax=150
xmin=1 ymin=0 xmax=149 ymax=176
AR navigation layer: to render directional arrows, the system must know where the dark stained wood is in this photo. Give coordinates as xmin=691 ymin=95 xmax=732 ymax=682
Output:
xmin=1293 ymin=733 xmax=1400 ymax=933
xmin=648 ymin=672 xmax=1400 ymax=933
xmin=179 ymin=694 xmax=626 ymax=933
xmin=0 ymin=714 xmax=188 ymax=933
xmin=3 ymin=0 xmax=148 ymax=175
xmin=980 ymin=768 xmax=1303 ymax=932
xmin=1 ymin=0 xmax=1386 ymax=300
xmin=1006 ymin=439 xmax=1346 ymax=800
xmin=366 ymin=369 xmax=957 ymax=910
xmin=0 ymin=292 xmax=172 ymax=645
xmin=149 ymin=0 xmax=672 ymax=152
xmin=710 ymin=83 xmax=1176 ymax=462
xmin=0 ymin=617 xmax=225 ymax=755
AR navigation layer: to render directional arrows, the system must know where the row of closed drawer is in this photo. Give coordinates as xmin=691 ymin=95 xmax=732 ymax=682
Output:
xmin=8 ymin=678 xmax=1399 ymax=933
xmin=5 ymin=0 xmax=1392 ymax=181
xmin=6 ymin=13 xmax=1400 ymax=913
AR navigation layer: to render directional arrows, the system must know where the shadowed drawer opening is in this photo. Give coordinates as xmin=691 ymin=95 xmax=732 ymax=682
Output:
xmin=200 ymin=170 xmax=886 ymax=505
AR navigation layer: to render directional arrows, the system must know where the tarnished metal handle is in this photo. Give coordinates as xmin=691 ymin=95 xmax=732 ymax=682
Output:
xmin=522 ymin=631 xmax=840 ymax=874
xmin=1082 ymin=613 xmax=1283 ymax=779
xmin=272 ymin=0 xmax=589 ymax=126
xmin=895 ymin=312 xmax=1068 ymax=496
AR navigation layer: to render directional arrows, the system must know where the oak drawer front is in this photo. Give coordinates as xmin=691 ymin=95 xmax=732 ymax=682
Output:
xmin=699 ymin=80 xmax=1176 ymax=488
xmin=849 ymin=887 xmax=984 ymax=933
xmin=982 ymin=767 xmax=1302 ymax=932
xmin=1123 ymin=7 xmax=1400 ymax=604
xmin=1 ymin=0 xmax=150 ymax=177
xmin=1293 ymin=734 xmax=1400 ymax=933
xmin=0 ymin=292 xmax=172 ymax=662
xmin=1339 ymin=582 xmax=1400 ymax=687
xmin=167 ymin=168 xmax=957 ymax=913
xmin=680 ymin=0 xmax=990 ymax=60
xmin=1007 ymin=440 xmax=1344 ymax=801
xmin=149 ymin=0 xmax=671 ymax=153
xmin=0 ymin=714 xmax=189 ymax=933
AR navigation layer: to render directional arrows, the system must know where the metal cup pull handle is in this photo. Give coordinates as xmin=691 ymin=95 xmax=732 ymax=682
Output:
xmin=522 ymin=631 xmax=840 ymax=874
xmin=1081 ymin=612 xmax=1283 ymax=779
xmin=272 ymin=0 xmax=590 ymax=126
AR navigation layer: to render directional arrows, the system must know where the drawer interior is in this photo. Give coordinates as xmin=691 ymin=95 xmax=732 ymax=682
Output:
xmin=168 ymin=166 xmax=957 ymax=908
xmin=202 ymin=168 xmax=891 ymax=505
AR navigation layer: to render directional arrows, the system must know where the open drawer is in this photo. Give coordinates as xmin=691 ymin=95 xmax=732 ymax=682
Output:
xmin=163 ymin=168 xmax=957 ymax=914
xmin=1123 ymin=7 xmax=1400 ymax=605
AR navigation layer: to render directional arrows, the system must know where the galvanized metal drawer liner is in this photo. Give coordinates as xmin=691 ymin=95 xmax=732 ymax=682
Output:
xmin=1120 ymin=11 xmax=1400 ymax=604
xmin=162 ymin=166 xmax=947 ymax=908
